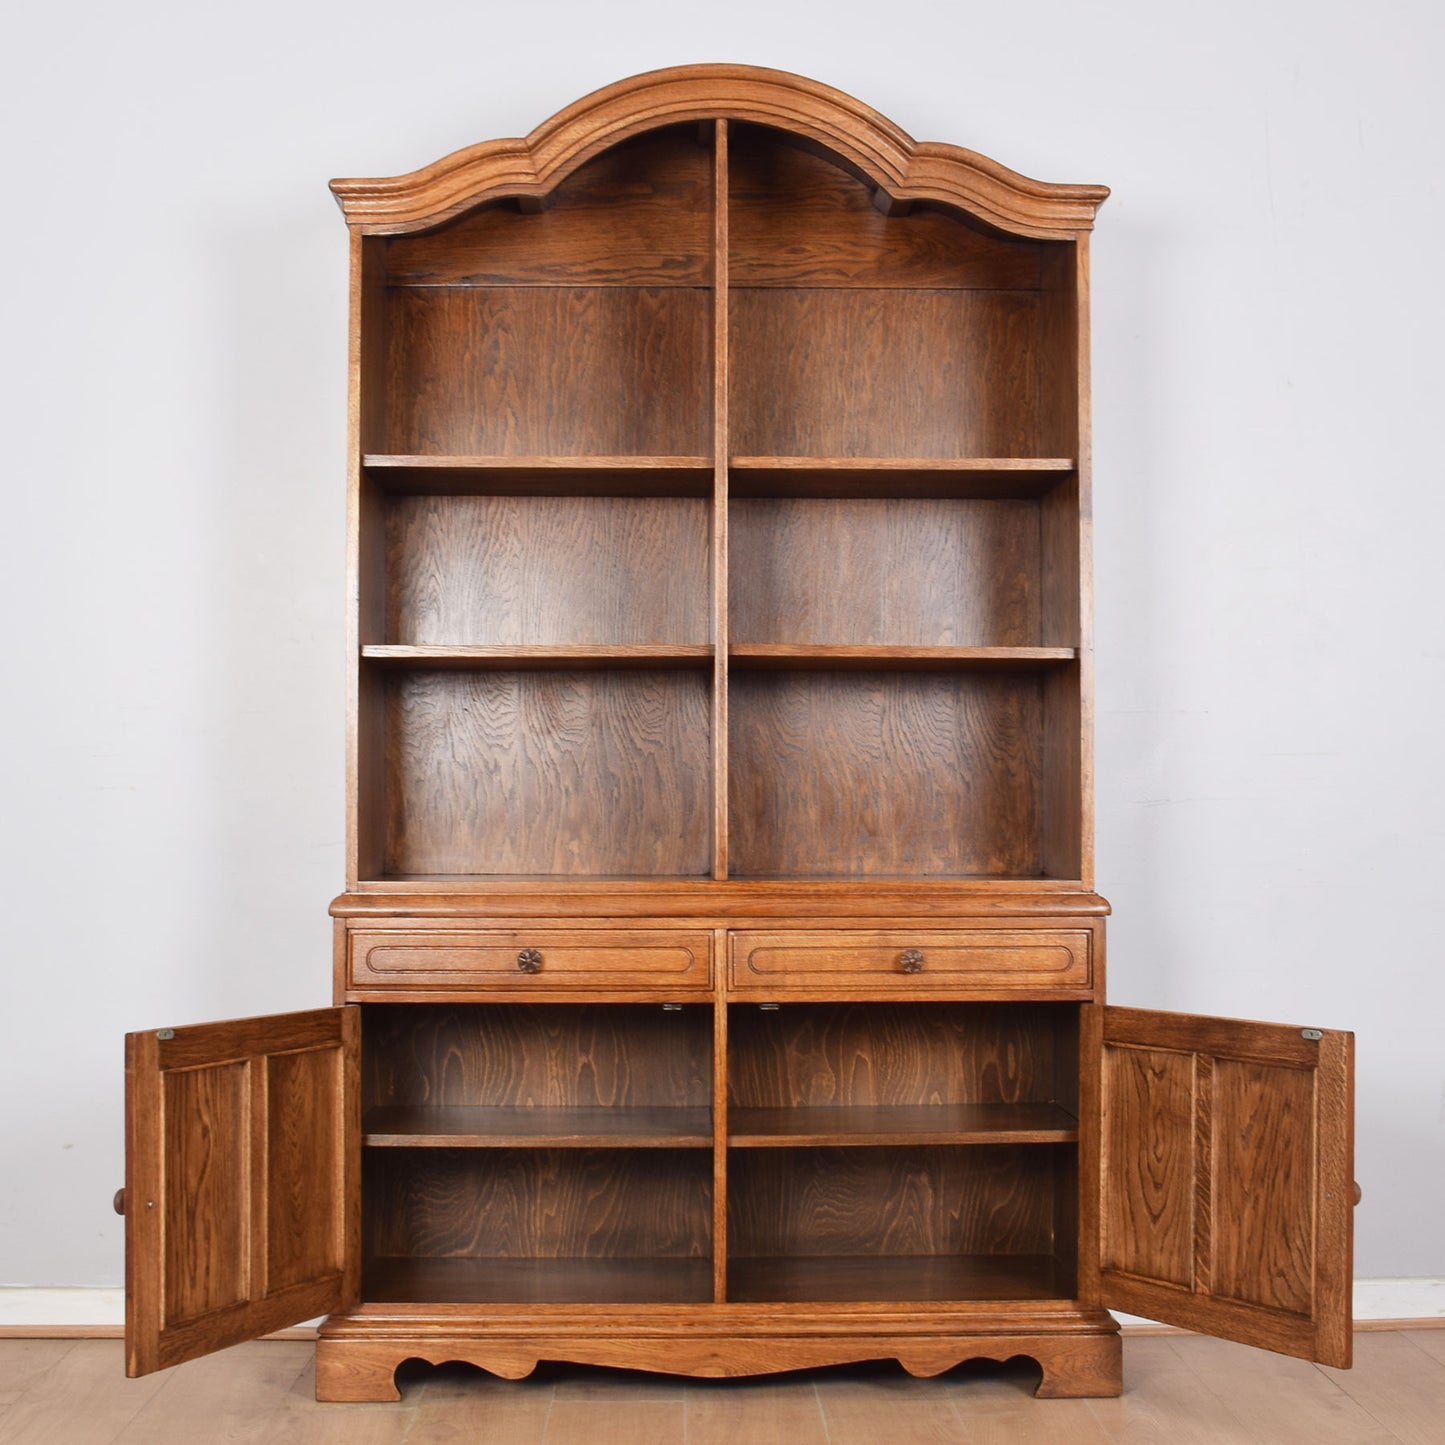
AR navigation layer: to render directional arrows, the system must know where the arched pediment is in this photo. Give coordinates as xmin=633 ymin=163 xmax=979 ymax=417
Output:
xmin=329 ymin=64 xmax=1107 ymax=239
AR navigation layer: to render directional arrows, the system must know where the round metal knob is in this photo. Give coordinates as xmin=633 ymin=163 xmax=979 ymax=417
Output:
xmin=516 ymin=948 xmax=543 ymax=975
xmin=898 ymin=949 xmax=925 ymax=974
xmin=113 ymin=1189 xmax=126 ymax=1216
xmin=1353 ymin=1181 xmax=1362 ymax=1206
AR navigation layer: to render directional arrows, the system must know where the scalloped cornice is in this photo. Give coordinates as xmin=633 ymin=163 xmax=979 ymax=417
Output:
xmin=329 ymin=65 xmax=1108 ymax=240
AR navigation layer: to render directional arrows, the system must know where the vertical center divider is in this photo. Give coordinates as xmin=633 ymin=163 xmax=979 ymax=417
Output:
xmin=711 ymin=119 xmax=732 ymax=1305
xmin=713 ymin=932 xmax=729 ymax=1304
xmin=711 ymin=119 xmax=730 ymax=883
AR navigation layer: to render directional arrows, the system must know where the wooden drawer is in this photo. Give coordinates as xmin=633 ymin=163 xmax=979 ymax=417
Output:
xmin=728 ymin=929 xmax=1092 ymax=994
xmin=349 ymin=929 xmax=712 ymax=993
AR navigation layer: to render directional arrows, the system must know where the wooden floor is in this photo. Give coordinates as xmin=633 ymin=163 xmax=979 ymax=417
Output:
xmin=1 ymin=1333 xmax=1442 ymax=1444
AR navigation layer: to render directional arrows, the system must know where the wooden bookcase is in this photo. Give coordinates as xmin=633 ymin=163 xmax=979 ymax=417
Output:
xmin=120 ymin=66 xmax=1355 ymax=1402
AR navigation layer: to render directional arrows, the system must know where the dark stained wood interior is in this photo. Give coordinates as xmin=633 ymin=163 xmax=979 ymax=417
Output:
xmin=727 ymin=669 xmax=1045 ymax=877
xmin=378 ymin=668 xmax=712 ymax=876
xmin=380 ymin=494 xmax=710 ymax=646
xmin=361 ymin=1003 xmax=712 ymax=1112
xmin=363 ymin=1147 xmax=712 ymax=1260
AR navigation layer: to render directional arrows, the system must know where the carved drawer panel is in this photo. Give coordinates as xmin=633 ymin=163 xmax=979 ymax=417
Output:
xmin=728 ymin=930 xmax=1092 ymax=995
xmin=349 ymin=929 xmax=713 ymax=993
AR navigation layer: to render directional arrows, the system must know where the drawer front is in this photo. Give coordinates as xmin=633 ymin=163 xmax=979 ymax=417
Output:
xmin=729 ymin=930 xmax=1092 ymax=993
xmin=349 ymin=929 xmax=712 ymax=992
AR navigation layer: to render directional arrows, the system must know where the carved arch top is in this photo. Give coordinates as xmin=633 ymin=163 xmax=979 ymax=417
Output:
xmin=329 ymin=64 xmax=1108 ymax=240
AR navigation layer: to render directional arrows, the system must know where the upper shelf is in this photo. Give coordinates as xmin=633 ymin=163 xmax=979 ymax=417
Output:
xmin=363 ymin=455 xmax=714 ymax=497
xmin=363 ymin=455 xmax=1076 ymax=499
xmin=329 ymin=65 xmax=1108 ymax=239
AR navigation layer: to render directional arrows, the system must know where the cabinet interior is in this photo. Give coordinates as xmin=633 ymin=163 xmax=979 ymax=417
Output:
xmin=358 ymin=1001 xmax=1080 ymax=1306
xmin=351 ymin=118 xmax=1087 ymax=885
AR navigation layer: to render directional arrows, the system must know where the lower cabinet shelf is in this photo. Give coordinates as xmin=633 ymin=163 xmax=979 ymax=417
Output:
xmin=365 ymin=1256 xmax=716 ymax=1305
xmin=727 ymin=1254 xmax=1072 ymax=1304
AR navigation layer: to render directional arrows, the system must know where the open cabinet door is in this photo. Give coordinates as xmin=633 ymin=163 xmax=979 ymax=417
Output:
xmin=1096 ymin=1006 xmax=1353 ymax=1367
xmin=123 ymin=1007 xmax=360 ymax=1377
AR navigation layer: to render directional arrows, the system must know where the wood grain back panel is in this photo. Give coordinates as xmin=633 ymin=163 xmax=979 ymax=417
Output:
xmin=362 ymin=1003 xmax=711 ymax=1110
xmin=363 ymin=1147 xmax=712 ymax=1260
xmin=383 ymin=494 xmax=709 ymax=646
xmin=727 ymin=1002 xmax=1069 ymax=1109
xmin=385 ymin=127 xmax=713 ymax=288
xmin=382 ymin=287 xmax=711 ymax=456
xmin=728 ymin=124 xmax=1043 ymax=290
xmin=382 ymin=668 xmax=711 ymax=876
xmin=729 ymin=288 xmax=1041 ymax=458
xmin=727 ymin=1144 xmax=1064 ymax=1257
xmin=728 ymin=669 xmax=1042 ymax=878
xmin=729 ymin=497 xmax=1041 ymax=646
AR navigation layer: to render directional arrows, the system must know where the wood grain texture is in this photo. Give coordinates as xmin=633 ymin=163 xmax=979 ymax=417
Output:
xmin=348 ymin=930 xmax=713 ymax=993
xmin=729 ymin=287 xmax=1042 ymax=458
xmin=728 ymin=457 xmax=1075 ymax=499
xmin=384 ymin=127 xmax=712 ymax=287
xmin=1099 ymin=1008 xmax=1354 ymax=1367
xmin=381 ymin=286 xmax=710 ymax=456
xmin=363 ymin=1147 xmax=711 ymax=1260
xmin=1101 ymin=1045 xmax=1195 ymax=1287
xmin=728 ymin=122 xmax=1044 ymax=289
xmin=728 ymin=644 xmax=1075 ymax=672
xmin=125 ymin=1009 xmax=359 ymax=1377
xmin=727 ymin=1001 xmax=1072 ymax=1109
xmin=727 ymin=1102 xmax=1077 ymax=1146
xmin=363 ymin=1256 xmax=714 ymax=1305
xmin=726 ymin=1254 xmax=1066 ymax=1304
xmin=329 ymin=65 xmax=1108 ymax=240
xmin=362 ymin=1104 xmax=712 ymax=1148
xmin=361 ymin=1002 xmax=711 ymax=1110
xmin=381 ymin=668 xmax=710 ymax=876
xmin=1211 ymin=1058 xmax=1314 ymax=1314
xmin=363 ymin=455 xmax=714 ymax=496
xmin=728 ymin=1145 xmax=1068 ymax=1258
xmin=362 ymin=643 xmax=713 ymax=669
xmin=729 ymin=497 xmax=1042 ymax=646
xmin=728 ymin=670 xmax=1042 ymax=877
xmin=382 ymin=494 xmax=709 ymax=646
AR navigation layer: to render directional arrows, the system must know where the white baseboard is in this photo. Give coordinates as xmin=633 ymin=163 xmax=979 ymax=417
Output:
xmin=2 ymin=1280 xmax=1441 ymax=1338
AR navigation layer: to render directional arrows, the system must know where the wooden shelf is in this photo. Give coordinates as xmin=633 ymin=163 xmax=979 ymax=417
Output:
xmin=727 ymin=1103 xmax=1078 ymax=1148
xmin=364 ymin=1105 xmax=713 ymax=1149
xmin=728 ymin=644 xmax=1076 ymax=672
xmin=362 ymin=644 xmax=714 ymax=670
xmin=729 ymin=457 xmax=1075 ymax=499
xmin=364 ymin=455 xmax=714 ymax=497
xmin=727 ymin=1254 xmax=1068 ymax=1304
xmin=365 ymin=1256 xmax=715 ymax=1305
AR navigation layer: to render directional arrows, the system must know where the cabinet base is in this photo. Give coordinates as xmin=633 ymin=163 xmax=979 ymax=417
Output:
xmin=315 ymin=1306 xmax=1123 ymax=1402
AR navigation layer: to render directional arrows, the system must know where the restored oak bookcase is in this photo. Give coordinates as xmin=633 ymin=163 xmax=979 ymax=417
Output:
xmin=120 ymin=65 xmax=1355 ymax=1402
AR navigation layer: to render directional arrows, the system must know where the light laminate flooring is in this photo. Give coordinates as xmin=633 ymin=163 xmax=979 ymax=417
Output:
xmin=1 ymin=1333 xmax=1442 ymax=1444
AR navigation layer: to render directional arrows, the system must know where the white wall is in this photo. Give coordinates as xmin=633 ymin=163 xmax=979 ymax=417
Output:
xmin=1 ymin=0 xmax=1440 ymax=1287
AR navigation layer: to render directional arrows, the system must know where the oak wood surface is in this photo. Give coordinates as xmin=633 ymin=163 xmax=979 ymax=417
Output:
xmin=124 ymin=1009 xmax=360 ymax=1377
xmin=349 ymin=932 xmax=713 ymax=992
xmin=363 ymin=1257 xmax=715 ymax=1306
xmin=726 ymin=1255 xmax=1067 ymax=1304
xmin=380 ymin=668 xmax=711 ymax=876
xmin=383 ymin=127 xmax=712 ymax=288
xmin=1099 ymin=1008 xmax=1354 ymax=1368
xmin=729 ymin=288 xmax=1043 ymax=458
xmin=363 ymin=1147 xmax=712 ymax=1261
xmin=364 ymin=455 xmax=714 ymax=497
xmin=727 ymin=1102 xmax=1078 ymax=1146
xmin=381 ymin=286 xmax=711 ymax=457
xmin=728 ymin=670 xmax=1044 ymax=877
xmin=729 ymin=496 xmax=1044 ymax=647
xmin=727 ymin=1145 xmax=1069 ymax=1259
xmin=726 ymin=456 xmax=1075 ymax=499
xmin=363 ymin=644 xmax=713 ymax=669
xmin=361 ymin=1001 xmax=711 ymax=1110
xmin=362 ymin=1104 xmax=713 ymax=1148
xmin=381 ymin=493 xmax=709 ymax=646
xmin=728 ymin=122 xmax=1046 ymax=290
